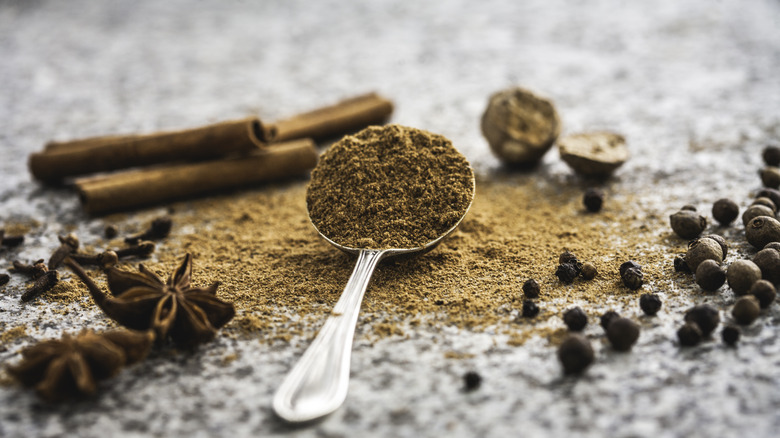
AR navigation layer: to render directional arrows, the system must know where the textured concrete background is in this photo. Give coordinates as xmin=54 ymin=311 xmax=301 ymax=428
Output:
xmin=1 ymin=1 xmax=780 ymax=437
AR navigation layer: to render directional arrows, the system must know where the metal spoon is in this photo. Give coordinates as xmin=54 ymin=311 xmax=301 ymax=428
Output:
xmin=272 ymin=178 xmax=475 ymax=423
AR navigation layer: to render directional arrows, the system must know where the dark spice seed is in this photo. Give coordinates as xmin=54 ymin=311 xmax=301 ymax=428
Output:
xmin=434 ymin=299 xmax=444 ymax=305
xmin=765 ymin=242 xmax=780 ymax=252
xmin=619 ymin=260 xmax=641 ymax=277
xmin=1 ymin=234 xmax=24 ymax=247
xmin=20 ymin=270 xmax=59 ymax=302
xmin=741 ymin=204 xmax=775 ymax=227
xmin=0 ymin=273 xmax=9 ymax=286
xmin=555 ymin=263 xmax=578 ymax=284
xmin=751 ymin=196 xmax=777 ymax=213
xmin=695 ymin=259 xmax=726 ymax=292
xmin=125 ymin=216 xmax=173 ymax=244
xmin=712 ymin=198 xmax=739 ymax=226
xmin=521 ymin=299 xmax=540 ymax=318
xmin=621 ymin=267 xmax=643 ymax=290
xmin=749 ymin=279 xmax=776 ymax=309
xmin=732 ymin=296 xmax=760 ymax=325
xmin=681 ymin=205 xmax=697 ymax=212
xmin=463 ymin=371 xmax=482 ymax=391
xmin=583 ymin=188 xmax=604 ymax=213
xmin=756 ymin=188 xmax=780 ymax=208
xmin=684 ymin=304 xmax=720 ymax=337
xmin=674 ymin=255 xmax=691 ymax=273
xmin=702 ymin=234 xmax=728 ymax=258
xmin=745 ymin=216 xmax=780 ymax=250
xmin=685 ymin=238 xmax=723 ymax=272
xmin=557 ymin=334 xmax=594 ymax=375
xmin=726 ymin=260 xmax=762 ymax=296
xmin=104 ymin=224 xmax=118 ymax=239
xmin=639 ymin=293 xmax=662 ymax=316
xmin=606 ymin=317 xmax=640 ymax=351
xmin=580 ymin=262 xmax=597 ymax=280
xmin=760 ymin=167 xmax=780 ymax=189
xmin=563 ymin=307 xmax=588 ymax=331
xmin=600 ymin=310 xmax=620 ymax=330
xmin=721 ymin=325 xmax=740 ymax=346
xmin=522 ymin=279 xmax=540 ymax=298
xmin=753 ymin=248 xmax=780 ymax=284
xmin=764 ymin=145 xmax=780 ymax=166
xmin=677 ymin=323 xmax=703 ymax=347
xmin=670 ymin=210 xmax=706 ymax=239
xmin=558 ymin=250 xmax=579 ymax=265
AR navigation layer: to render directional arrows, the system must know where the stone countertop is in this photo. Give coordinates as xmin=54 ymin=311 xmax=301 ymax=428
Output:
xmin=1 ymin=1 xmax=780 ymax=437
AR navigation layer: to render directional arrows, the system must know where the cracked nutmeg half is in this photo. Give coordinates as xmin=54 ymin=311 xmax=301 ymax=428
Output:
xmin=65 ymin=253 xmax=235 ymax=347
xmin=6 ymin=329 xmax=154 ymax=402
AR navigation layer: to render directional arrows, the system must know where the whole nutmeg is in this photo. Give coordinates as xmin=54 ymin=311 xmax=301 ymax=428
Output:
xmin=760 ymin=167 xmax=780 ymax=189
xmin=558 ymin=132 xmax=629 ymax=177
xmin=753 ymin=248 xmax=780 ymax=284
xmin=480 ymin=87 xmax=560 ymax=166
xmin=702 ymin=234 xmax=728 ymax=258
xmin=732 ymin=296 xmax=760 ymax=325
xmin=751 ymin=196 xmax=777 ymax=213
xmin=557 ymin=334 xmax=594 ymax=375
xmin=749 ymin=279 xmax=776 ymax=308
xmin=606 ymin=317 xmax=640 ymax=351
xmin=670 ymin=210 xmax=707 ymax=239
xmin=684 ymin=304 xmax=720 ymax=337
xmin=763 ymin=145 xmax=780 ymax=166
xmin=742 ymin=205 xmax=775 ymax=227
xmin=685 ymin=238 xmax=723 ymax=272
xmin=712 ymin=198 xmax=739 ymax=226
xmin=563 ymin=307 xmax=588 ymax=331
xmin=695 ymin=260 xmax=726 ymax=292
xmin=726 ymin=260 xmax=762 ymax=296
xmin=745 ymin=216 xmax=780 ymax=249
xmin=677 ymin=322 xmax=703 ymax=347
xmin=580 ymin=262 xmax=598 ymax=280
xmin=639 ymin=293 xmax=662 ymax=316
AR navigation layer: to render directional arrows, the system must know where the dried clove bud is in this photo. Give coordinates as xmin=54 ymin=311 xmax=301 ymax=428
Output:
xmin=721 ymin=325 xmax=740 ymax=347
xmin=753 ymin=248 xmax=780 ymax=284
xmin=563 ymin=307 xmax=588 ymax=331
xmin=20 ymin=270 xmax=59 ymax=302
xmin=12 ymin=259 xmax=47 ymax=280
xmin=606 ymin=317 xmax=640 ymax=351
xmin=732 ymin=296 xmax=760 ymax=325
xmin=684 ymin=304 xmax=720 ymax=337
xmin=726 ymin=260 xmax=762 ymax=296
xmin=685 ymin=237 xmax=723 ymax=272
xmin=557 ymin=334 xmax=594 ymax=375
xmin=669 ymin=209 xmax=706 ymax=239
xmin=48 ymin=233 xmax=79 ymax=269
xmin=69 ymin=250 xmax=119 ymax=270
xmin=695 ymin=260 xmax=726 ymax=292
xmin=760 ymin=167 xmax=780 ymax=189
xmin=583 ymin=188 xmax=604 ymax=212
xmin=741 ymin=204 xmax=774 ymax=227
xmin=712 ymin=198 xmax=739 ymax=226
xmin=749 ymin=280 xmax=776 ymax=309
xmin=745 ymin=216 xmax=780 ymax=249
xmin=463 ymin=371 xmax=482 ymax=391
xmin=522 ymin=279 xmax=540 ymax=298
xmin=764 ymin=145 xmax=780 ymax=166
xmin=580 ymin=262 xmax=598 ymax=280
xmin=521 ymin=299 xmax=539 ymax=318
xmin=124 ymin=216 xmax=173 ymax=245
xmin=115 ymin=241 xmax=156 ymax=259
xmin=600 ymin=310 xmax=620 ymax=330
xmin=677 ymin=322 xmax=703 ymax=347
xmin=639 ymin=293 xmax=662 ymax=316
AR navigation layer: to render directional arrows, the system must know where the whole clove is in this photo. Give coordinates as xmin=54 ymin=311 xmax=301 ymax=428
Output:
xmin=721 ymin=325 xmax=740 ymax=347
xmin=563 ymin=307 xmax=588 ymax=331
xmin=677 ymin=323 xmax=703 ymax=347
xmin=731 ymin=296 xmax=760 ymax=325
xmin=522 ymin=279 xmax=540 ymax=298
xmin=557 ymin=334 xmax=594 ymax=375
xmin=69 ymin=250 xmax=119 ymax=270
xmin=639 ymin=293 xmax=662 ymax=316
xmin=606 ymin=317 xmax=640 ymax=351
xmin=695 ymin=260 xmax=726 ymax=292
xmin=749 ymin=280 xmax=776 ymax=308
xmin=0 ymin=230 xmax=24 ymax=248
xmin=726 ymin=260 xmax=762 ymax=295
xmin=125 ymin=216 xmax=173 ymax=244
xmin=711 ymin=198 xmax=739 ymax=226
xmin=115 ymin=241 xmax=156 ymax=259
xmin=463 ymin=371 xmax=482 ymax=391
xmin=48 ymin=233 xmax=79 ymax=269
xmin=12 ymin=259 xmax=48 ymax=280
xmin=684 ymin=304 xmax=720 ymax=337
xmin=21 ymin=270 xmax=59 ymax=302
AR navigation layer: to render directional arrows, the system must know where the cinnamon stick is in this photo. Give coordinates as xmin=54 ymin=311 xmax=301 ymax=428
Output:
xmin=76 ymin=139 xmax=317 ymax=215
xmin=269 ymin=92 xmax=393 ymax=142
xmin=30 ymin=117 xmax=270 ymax=183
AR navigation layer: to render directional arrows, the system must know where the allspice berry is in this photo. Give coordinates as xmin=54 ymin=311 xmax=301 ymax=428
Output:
xmin=702 ymin=234 xmax=728 ymax=258
xmin=606 ymin=317 xmax=640 ymax=351
xmin=763 ymin=145 xmax=780 ymax=166
xmin=684 ymin=304 xmax=720 ymax=337
xmin=558 ymin=131 xmax=629 ymax=177
xmin=563 ymin=307 xmax=588 ymax=331
xmin=741 ymin=204 xmax=775 ymax=227
xmin=726 ymin=260 xmax=762 ymax=295
xmin=677 ymin=323 xmax=703 ymax=347
xmin=753 ymin=248 xmax=780 ymax=284
xmin=600 ymin=310 xmax=620 ymax=330
xmin=751 ymin=196 xmax=777 ymax=213
xmin=765 ymin=242 xmax=780 ymax=252
xmin=670 ymin=210 xmax=707 ymax=239
xmin=583 ymin=188 xmax=604 ymax=212
xmin=712 ymin=198 xmax=739 ymax=226
xmin=521 ymin=299 xmax=540 ymax=318
xmin=480 ymin=87 xmax=561 ymax=166
xmin=639 ymin=293 xmax=662 ymax=316
xmin=557 ymin=334 xmax=594 ymax=375
xmin=580 ymin=262 xmax=598 ymax=280
xmin=685 ymin=237 xmax=723 ymax=272
xmin=760 ymin=167 xmax=780 ymax=189
xmin=695 ymin=259 xmax=726 ymax=292
xmin=757 ymin=188 xmax=780 ymax=208
xmin=522 ymin=279 xmax=540 ymax=299
xmin=732 ymin=296 xmax=760 ymax=325
xmin=745 ymin=216 xmax=780 ymax=249
xmin=749 ymin=279 xmax=776 ymax=309
xmin=721 ymin=325 xmax=740 ymax=347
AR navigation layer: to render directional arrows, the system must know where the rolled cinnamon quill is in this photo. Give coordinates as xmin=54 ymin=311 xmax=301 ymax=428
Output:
xmin=31 ymin=117 xmax=268 ymax=183
xmin=76 ymin=139 xmax=317 ymax=215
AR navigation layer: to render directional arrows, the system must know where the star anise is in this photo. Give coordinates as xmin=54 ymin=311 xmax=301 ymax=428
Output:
xmin=65 ymin=253 xmax=235 ymax=347
xmin=7 ymin=329 xmax=154 ymax=402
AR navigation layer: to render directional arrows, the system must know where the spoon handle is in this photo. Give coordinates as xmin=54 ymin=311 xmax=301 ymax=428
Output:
xmin=273 ymin=249 xmax=386 ymax=422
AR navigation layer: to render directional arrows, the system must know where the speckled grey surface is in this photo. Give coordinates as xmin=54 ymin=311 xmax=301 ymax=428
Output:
xmin=1 ymin=1 xmax=780 ymax=437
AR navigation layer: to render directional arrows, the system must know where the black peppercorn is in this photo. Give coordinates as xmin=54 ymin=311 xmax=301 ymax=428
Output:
xmin=580 ymin=262 xmax=597 ymax=280
xmin=684 ymin=304 xmax=720 ymax=337
xmin=557 ymin=334 xmax=594 ymax=375
xmin=600 ymin=310 xmax=620 ymax=330
xmin=606 ymin=317 xmax=640 ymax=351
xmin=670 ymin=209 xmax=706 ymax=239
xmin=583 ymin=188 xmax=604 ymax=213
xmin=763 ymin=145 xmax=780 ymax=166
xmin=619 ymin=260 xmax=641 ymax=277
xmin=721 ymin=325 xmax=740 ymax=347
xmin=563 ymin=307 xmax=588 ymax=331
xmin=732 ymin=296 xmax=760 ymax=325
xmin=521 ymin=299 xmax=539 ymax=318
xmin=712 ymin=198 xmax=739 ymax=226
xmin=621 ymin=267 xmax=643 ymax=290
xmin=558 ymin=250 xmax=579 ymax=265
xmin=555 ymin=263 xmax=579 ymax=284
xmin=674 ymin=255 xmax=691 ymax=273
xmin=695 ymin=259 xmax=726 ymax=292
xmin=463 ymin=371 xmax=482 ymax=391
xmin=677 ymin=322 xmax=703 ymax=347
xmin=749 ymin=279 xmax=776 ymax=309
xmin=522 ymin=279 xmax=540 ymax=298
xmin=639 ymin=293 xmax=662 ymax=316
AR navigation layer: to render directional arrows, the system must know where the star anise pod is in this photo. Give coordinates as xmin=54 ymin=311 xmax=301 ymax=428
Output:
xmin=65 ymin=253 xmax=235 ymax=347
xmin=6 ymin=329 xmax=154 ymax=402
